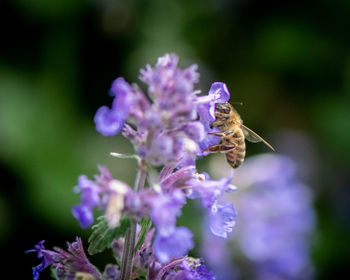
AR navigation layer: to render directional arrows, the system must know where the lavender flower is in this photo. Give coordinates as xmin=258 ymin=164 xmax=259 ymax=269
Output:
xmin=209 ymin=203 xmax=237 ymax=239
xmin=85 ymin=54 xmax=238 ymax=270
xmin=148 ymin=256 xmax=216 ymax=280
xmin=72 ymin=166 xmax=131 ymax=228
xmin=149 ymin=190 xmax=186 ymax=237
xmin=153 ymin=226 xmax=194 ymax=263
xmin=26 ymin=238 xmax=100 ymax=280
xmin=187 ymin=172 xmax=236 ymax=209
xmin=94 ymin=77 xmax=142 ymax=136
xmin=94 ymin=54 xmax=229 ymax=167
xmin=102 ymin=264 xmax=120 ymax=280
xmin=204 ymin=154 xmax=315 ymax=280
xmin=197 ymin=82 xmax=231 ymax=151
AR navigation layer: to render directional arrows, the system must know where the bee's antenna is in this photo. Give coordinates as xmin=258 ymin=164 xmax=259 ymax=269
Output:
xmin=231 ymin=102 xmax=243 ymax=106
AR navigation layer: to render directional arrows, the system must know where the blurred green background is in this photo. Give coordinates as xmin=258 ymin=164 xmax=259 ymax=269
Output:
xmin=0 ymin=0 xmax=349 ymax=279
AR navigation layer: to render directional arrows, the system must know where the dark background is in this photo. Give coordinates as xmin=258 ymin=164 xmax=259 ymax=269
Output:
xmin=0 ymin=0 xmax=349 ymax=279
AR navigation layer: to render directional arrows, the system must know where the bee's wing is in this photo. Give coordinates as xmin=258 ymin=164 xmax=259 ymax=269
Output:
xmin=235 ymin=121 xmax=275 ymax=151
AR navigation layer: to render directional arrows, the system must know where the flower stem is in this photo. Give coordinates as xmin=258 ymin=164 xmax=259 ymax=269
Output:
xmin=120 ymin=160 xmax=147 ymax=280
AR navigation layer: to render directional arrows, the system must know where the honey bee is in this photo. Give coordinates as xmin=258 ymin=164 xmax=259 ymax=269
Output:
xmin=203 ymin=103 xmax=275 ymax=168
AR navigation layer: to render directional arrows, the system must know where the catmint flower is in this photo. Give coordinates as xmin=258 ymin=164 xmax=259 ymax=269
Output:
xmin=26 ymin=240 xmax=61 ymax=280
xmin=28 ymin=54 xmax=240 ymax=280
xmin=94 ymin=78 xmax=138 ymax=136
xmin=201 ymin=233 xmax=237 ymax=280
xmin=153 ymin=226 xmax=194 ymax=263
xmin=149 ymin=190 xmax=186 ymax=237
xmin=26 ymin=238 xmax=100 ymax=280
xmin=149 ymin=257 xmax=216 ymax=280
xmin=94 ymin=54 xmax=231 ymax=168
xmin=78 ymin=54 xmax=235 ymax=275
xmin=102 ymin=264 xmax=120 ymax=280
xmin=187 ymin=172 xmax=236 ymax=209
xmin=72 ymin=166 xmax=131 ymax=228
xmin=71 ymin=175 xmax=100 ymax=227
xmin=205 ymin=154 xmax=315 ymax=280
xmin=209 ymin=203 xmax=237 ymax=239
xmin=197 ymin=82 xmax=231 ymax=151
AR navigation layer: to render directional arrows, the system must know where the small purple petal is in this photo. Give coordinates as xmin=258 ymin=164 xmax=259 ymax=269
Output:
xmin=26 ymin=240 xmax=62 ymax=280
xmin=110 ymin=77 xmax=133 ymax=99
xmin=196 ymin=82 xmax=231 ymax=151
xmin=95 ymin=78 xmax=136 ymax=136
xmin=194 ymin=265 xmax=217 ymax=280
xmin=209 ymin=203 xmax=237 ymax=238
xmin=188 ymin=173 xmax=234 ymax=209
xmin=94 ymin=106 xmax=124 ymax=136
xmin=156 ymin=53 xmax=179 ymax=68
xmin=103 ymin=264 xmax=120 ymax=280
xmin=197 ymin=102 xmax=215 ymax=131
xmin=183 ymin=121 xmax=205 ymax=141
xmin=150 ymin=190 xmax=186 ymax=236
xmin=208 ymin=82 xmax=230 ymax=104
xmin=153 ymin=227 xmax=194 ymax=263
xmin=160 ymin=165 xmax=195 ymax=191
xmin=72 ymin=205 xmax=94 ymax=228
xmin=32 ymin=263 xmax=45 ymax=280
xmin=145 ymin=134 xmax=174 ymax=166
xmin=182 ymin=64 xmax=199 ymax=84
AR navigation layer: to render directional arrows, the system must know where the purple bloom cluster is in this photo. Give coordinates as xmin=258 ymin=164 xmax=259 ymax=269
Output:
xmin=94 ymin=53 xmax=229 ymax=167
xmin=135 ymin=229 xmax=216 ymax=280
xmin=71 ymin=162 xmax=236 ymax=264
xmin=72 ymin=166 xmax=130 ymax=229
xmin=28 ymin=54 xmax=238 ymax=279
xmin=77 ymin=54 xmax=237 ymax=262
xmin=203 ymin=154 xmax=315 ymax=280
xmin=26 ymin=238 xmax=101 ymax=280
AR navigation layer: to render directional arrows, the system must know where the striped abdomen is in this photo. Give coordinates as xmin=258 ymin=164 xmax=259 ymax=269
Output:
xmin=223 ymin=129 xmax=246 ymax=168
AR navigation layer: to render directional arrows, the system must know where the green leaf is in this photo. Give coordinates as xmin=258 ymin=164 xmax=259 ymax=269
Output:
xmin=50 ymin=267 xmax=59 ymax=280
xmin=135 ymin=218 xmax=152 ymax=252
xmin=133 ymin=271 xmax=147 ymax=280
xmin=88 ymin=215 xmax=131 ymax=255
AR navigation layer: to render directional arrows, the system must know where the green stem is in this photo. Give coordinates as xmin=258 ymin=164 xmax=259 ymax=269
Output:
xmin=120 ymin=160 xmax=147 ymax=280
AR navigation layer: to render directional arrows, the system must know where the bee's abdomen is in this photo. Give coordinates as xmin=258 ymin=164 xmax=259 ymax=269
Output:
xmin=226 ymin=149 xmax=245 ymax=168
xmin=223 ymin=132 xmax=246 ymax=168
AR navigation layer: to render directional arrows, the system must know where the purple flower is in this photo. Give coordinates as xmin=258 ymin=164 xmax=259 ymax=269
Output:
xmin=71 ymin=54 xmax=238 ymax=280
xmin=26 ymin=238 xmax=100 ymax=280
xmin=139 ymin=53 xmax=199 ymax=101
xmin=165 ymin=265 xmax=216 ymax=280
xmin=201 ymin=234 xmax=237 ymax=280
xmin=152 ymin=257 xmax=216 ymax=280
xmin=72 ymin=166 xmax=131 ymax=228
xmin=187 ymin=172 xmax=235 ymax=209
xmin=26 ymin=240 xmax=62 ymax=280
xmin=94 ymin=53 xmax=234 ymax=168
xmin=204 ymin=154 xmax=315 ymax=280
xmin=197 ymin=82 xmax=231 ymax=151
xmin=102 ymin=264 xmax=120 ymax=280
xmin=72 ymin=205 xmax=94 ymax=228
xmin=209 ymin=203 xmax=237 ymax=238
xmin=159 ymin=165 xmax=196 ymax=192
xmin=153 ymin=227 xmax=194 ymax=263
xmin=94 ymin=78 xmax=133 ymax=136
xmin=149 ymin=190 xmax=186 ymax=236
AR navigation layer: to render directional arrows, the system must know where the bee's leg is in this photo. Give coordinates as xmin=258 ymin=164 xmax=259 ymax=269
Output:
xmin=215 ymin=112 xmax=230 ymax=119
xmin=208 ymin=132 xmax=225 ymax=137
xmin=211 ymin=119 xmax=225 ymax=128
xmin=202 ymin=144 xmax=235 ymax=153
xmin=225 ymin=131 xmax=241 ymax=138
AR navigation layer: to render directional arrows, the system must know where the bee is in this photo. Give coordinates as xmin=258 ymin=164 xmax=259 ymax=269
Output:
xmin=203 ymin=103 xmax=275 ymax=168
